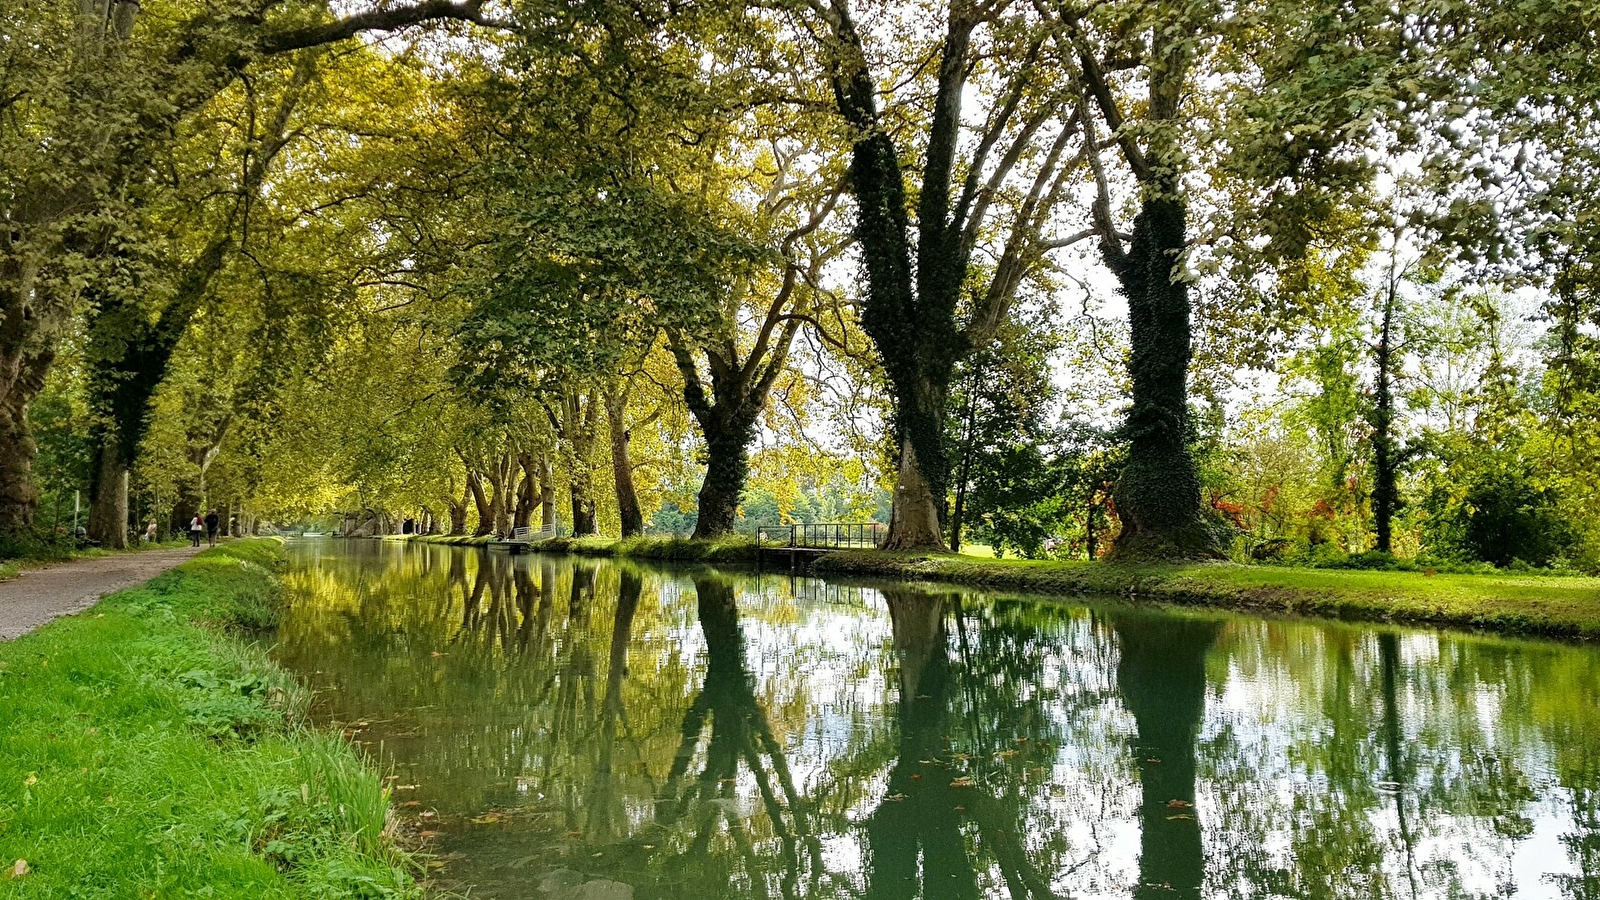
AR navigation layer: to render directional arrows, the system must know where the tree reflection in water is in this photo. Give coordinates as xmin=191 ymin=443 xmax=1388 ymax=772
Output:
xmin=1111 ymin=613 xmax=1219 ymax=900
xmin=654 ymin=575 xmax=822 ymax=898
xmin=272 ymin=542 xmax=1600 ymax=900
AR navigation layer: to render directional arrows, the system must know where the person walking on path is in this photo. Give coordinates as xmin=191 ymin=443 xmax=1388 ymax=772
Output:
xmin=188 ymin=514 xmax=204 ymax=547
xmin=204 ymin=509 xmax=221 ymax=547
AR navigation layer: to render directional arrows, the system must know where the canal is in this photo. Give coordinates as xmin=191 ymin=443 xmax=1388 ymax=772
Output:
xmin=273 ymin=538 xmax=1600 ymax=899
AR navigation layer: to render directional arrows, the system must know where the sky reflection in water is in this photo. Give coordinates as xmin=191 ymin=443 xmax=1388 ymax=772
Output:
xmin=273 ymin=540 xmax=1600 ymax=899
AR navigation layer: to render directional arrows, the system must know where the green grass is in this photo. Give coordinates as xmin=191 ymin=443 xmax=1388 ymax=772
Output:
xmin=0 ymin=539 xmax=418 ymax=899
xmin=813 ymin=551 xmax=1600 ymax=640
xmin=392 ymin=533 xmax=495 ymax=547
xmin=527 ymin=534 xmax=760 ymax=563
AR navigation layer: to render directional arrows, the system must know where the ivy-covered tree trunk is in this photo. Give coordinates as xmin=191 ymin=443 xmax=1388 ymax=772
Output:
xmin=669 ymin=311 xmax=802 ymax=540
xmin=0 ymin=344 xmax=52 ymax=537
xmin=86 ymin=440 xmax=130 ymax=548
xmin=693 ymin=427 xmax=754 ymax=539
xmin=1370 ymin=281 xmax=1400 ymax=553
xmin=1103 ymin=199 xmax=1218 ymax=559
xmin=604 ymin=386 xmax=643 ymax=538
xmin=814 ymin=6 xmax=1049 ymax=551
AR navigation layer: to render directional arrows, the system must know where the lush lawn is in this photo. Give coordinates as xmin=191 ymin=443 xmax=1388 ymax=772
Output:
xmin=0 ymin=539 xmax=417 ymax=899
xmin=813 ymin=551 xmax=1600 ymax=640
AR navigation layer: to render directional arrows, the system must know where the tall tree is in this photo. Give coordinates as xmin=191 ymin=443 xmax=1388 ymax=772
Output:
xmin=0 ymin=0 xmax=510 ymax=537
xmin=778 ymin=0 xmax=1087 ymax=550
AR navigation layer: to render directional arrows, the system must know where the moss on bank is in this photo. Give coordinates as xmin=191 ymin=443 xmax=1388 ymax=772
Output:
xmin=813 ymin=551 xmax=1600 ymax=641
xmin=0 ymin=539 xmax=417 ymax=899
xmin=390 ymin=532 xmax=760 ymax=563
xmin=526 ymin=534 xmax=758 ymax=563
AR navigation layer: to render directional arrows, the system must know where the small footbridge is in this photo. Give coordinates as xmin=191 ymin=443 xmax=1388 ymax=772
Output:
xmin=757 ymin=523 xmax=885 ymax=571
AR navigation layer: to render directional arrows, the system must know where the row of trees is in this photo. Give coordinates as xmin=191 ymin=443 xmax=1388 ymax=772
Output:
xmin=4 ymin=0 xmax=1597 ymax=564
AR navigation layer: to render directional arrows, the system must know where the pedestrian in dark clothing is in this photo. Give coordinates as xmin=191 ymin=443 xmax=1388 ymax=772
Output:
xmin=204 ymin=509 xmax=220 ymax=547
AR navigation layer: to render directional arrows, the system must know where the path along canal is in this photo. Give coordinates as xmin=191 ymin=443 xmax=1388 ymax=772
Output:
xmin=273 ymin=538 xmax=1600 ymax=899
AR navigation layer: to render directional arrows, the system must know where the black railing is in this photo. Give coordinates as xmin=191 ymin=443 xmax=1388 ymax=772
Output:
xmin=756 ymin=523 xmax=885 ymax=550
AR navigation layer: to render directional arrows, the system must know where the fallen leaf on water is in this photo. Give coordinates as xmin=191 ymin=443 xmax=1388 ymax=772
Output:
xmin=1166 ymin=814 xmax=1195 ymax=821
xmin=395 ymin=784 xmax=418 ymax=791
xmin=886 ymin=793 xmax=907 ymax=802
xmin=401 ymin=800 xmax=422 ymax=809
xmin=949 ymin=777 xmax=974 ymax=788
xmin=1165 ymin=799 xmax=1193 ymax=809
xmin=910 ymin=774 xmax=922 ymax=781
xmin=7 ymin=859 xmax=28 ymax=879
xmin=419 ymin=831 xmax=441 ymax=840
xmin=420 ymin=811 xmax=437 ymax=819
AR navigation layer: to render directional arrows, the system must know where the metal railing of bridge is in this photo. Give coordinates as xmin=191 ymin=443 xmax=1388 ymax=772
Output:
xmin=756 ymin=523 xmax=886 ymax=550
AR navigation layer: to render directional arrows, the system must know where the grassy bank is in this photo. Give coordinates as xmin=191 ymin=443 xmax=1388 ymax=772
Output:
xmin=814 ymin=551 xmax=1600 ymax=640
xmin=388 ymin=531 xmax=761 ymax=563
xmin=527 ymin=534 xmax=759 ymax=563
xmin=0 ymin=540 xmax=416 ymax=898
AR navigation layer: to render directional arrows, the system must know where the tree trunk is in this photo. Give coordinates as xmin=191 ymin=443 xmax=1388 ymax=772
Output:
xmin=1371 ymin=280 xmax=1399 ymax=554
xmin=448 ymin=485 xmax=468 ymax=536
xmin=1105 ymin=198 xmax=1220 ymax=560
xmin=539 ymin=455 xmax=557 ymax=532
xmin=513 ymin=454 xmax=536 ymax=529
xmin=468 ymin=471 xmax=492 ymax=536
xmin=570 ymin=475 xmax=597 ymax=537
xmin=886 ymin=428 xmax=946 ymax=551
xmin=0 ymin=350 xmax=50 ymax=537
xmin=948 ymin=373 xmax=980 ymax=553
xmin=691 ymin=430 xmax=750 ymax=540
xmin=605 ymin=388 xmax=644 ymax=538
xmin=86 ymin=439 xmax=130 ymax=548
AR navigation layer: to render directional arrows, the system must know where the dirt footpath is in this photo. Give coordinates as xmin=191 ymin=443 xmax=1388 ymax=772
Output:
xmin=0 ymin=547 xmax=204 ymax=640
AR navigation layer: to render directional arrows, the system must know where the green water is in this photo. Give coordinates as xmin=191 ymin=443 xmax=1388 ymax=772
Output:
xmin=274 ymin=539 xmax=1600 ymax=899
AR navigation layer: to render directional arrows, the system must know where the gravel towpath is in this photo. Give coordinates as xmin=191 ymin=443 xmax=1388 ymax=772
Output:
xmin=0 ymin=547 xmax=205 ymax=640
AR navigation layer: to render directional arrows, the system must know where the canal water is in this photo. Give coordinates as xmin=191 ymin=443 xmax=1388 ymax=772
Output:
xmin=274 ymin=539 xmax=1600 ymax=899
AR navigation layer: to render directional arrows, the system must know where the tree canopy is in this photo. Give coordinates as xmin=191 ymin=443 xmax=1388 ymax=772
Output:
xmin=2 ymin=0 xmax=1597 ymax=570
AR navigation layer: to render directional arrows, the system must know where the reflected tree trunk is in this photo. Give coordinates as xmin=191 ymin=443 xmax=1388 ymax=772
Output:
xmin=1378 ymin=633 xmax=1420 ymax=895
xmin=868 ymin=590 xmax=979 ymax=900
xmin=655 ymin=575 xmax=817 ymax=890
xmin=1113 ymin=614 xmax=1220 ymax=900
xmin=588 ymin=568 xmax=643 ymax=840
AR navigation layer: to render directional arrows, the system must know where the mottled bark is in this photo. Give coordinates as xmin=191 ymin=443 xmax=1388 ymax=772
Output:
xmin=548 ymin=389 xmax=600 ymax=537
xmin=468 ymin=470 xmax=492 ymax=536
xmin=513 ymin=453 xmax=536 ymax=529
xmin=604 ymin=386 xmax=644 ymax=538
